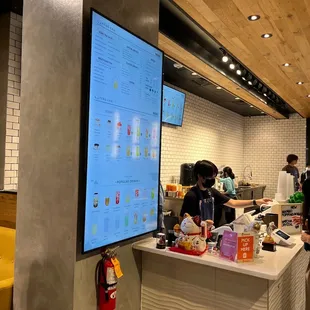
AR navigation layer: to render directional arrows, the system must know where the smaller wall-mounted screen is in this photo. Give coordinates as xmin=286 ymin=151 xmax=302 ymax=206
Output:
xmin=162 ymin=85 xmax=186 ymax=126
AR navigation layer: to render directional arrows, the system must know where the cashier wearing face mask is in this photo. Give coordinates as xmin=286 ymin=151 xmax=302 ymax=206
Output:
xmin=180 ymin=160 xmax=272 ymax=227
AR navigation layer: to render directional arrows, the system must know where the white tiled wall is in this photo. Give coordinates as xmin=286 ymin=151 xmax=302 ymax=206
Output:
xmin=4 ymin=12 xmax=22 ymax=190
xmin=160 ymin=85 xmax=244 ymax=186
xmin=244 ymin=114 xmax=306 ymax=197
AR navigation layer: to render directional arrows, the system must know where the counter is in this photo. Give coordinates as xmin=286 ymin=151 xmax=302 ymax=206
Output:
xmin=133 ymin=236 xmax=309 ymax=309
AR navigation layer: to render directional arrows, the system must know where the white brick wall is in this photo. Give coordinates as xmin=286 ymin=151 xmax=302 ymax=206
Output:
xmin=4 ymin=12 xmax=22 ymax=190
xmin=244 ymin=113 xmax=306 ymax=197
xmin=160 ymin=85 xmax=244 ymax=186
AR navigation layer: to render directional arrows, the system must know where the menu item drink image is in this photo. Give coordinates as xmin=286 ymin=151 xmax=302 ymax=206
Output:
xmin=151 ymin=189 xmax=155 ymax=199
xmin=92 ymin=224 xmax=98 ymax=235
xmin=93 ymin=193 xmax=99 ymax=208
xmin=116 ymin=191 xmax=120 ymax=205
xmin=134 ymin=213 xmax=138 ymax=225
xmin=105 ymin=197 xmax=110 ymax=207
xmin=124 ymin=214 xmax=129 ymax=227
xmin=135 ymin=189 xmax=140 ymax=198
xmin=127 ymin=125 xmax=131 ymax=136
xmin=143 ymin=214 xmax=147 ymax=223
xmin=126 ymin=146 xmax=131 ymax=157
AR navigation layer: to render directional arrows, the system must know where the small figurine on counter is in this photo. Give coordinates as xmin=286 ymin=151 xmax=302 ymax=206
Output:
xmin=171 ymin=213 xmax=207 ymax=255
xmin=262 ymin=221 xmax=276 ymax=252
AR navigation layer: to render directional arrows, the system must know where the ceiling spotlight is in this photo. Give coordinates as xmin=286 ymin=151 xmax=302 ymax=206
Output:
xmin=216 ymin=86 xmax=222 ymax=90
xmin=297 ymin=81 xmax=304 ymax=85
xmin=263 ymin=93 xmax=267 ymax=97
xmin=282 ymin=63 xmax=291 ymax=67
xmin=307 ymin=94 xmax=310 ymax=98
xmin=261 ymin=111 xmax=265 ymax=114
xmin=222 ymin=55 xmax=229 ymax=63
xmin=173 ymin=63 xmax=183 ymax=69
xmin=192 ymin=72 xmax=198 ymax=76
xmin=248 ymin=81 xmax=253 ymax=85
xmin=261 ymin=33 xmax=272 ymax=39
xmin=242 ymin=77 xmax=246 ymax=81
xmin=229 ymin=63 xmax=236 ymax=70
xmin=248 ymin=15 xmax=260 ymax=21
xmin=235 ymin=97 xmax=240 ymax=100
xmin=250 ymin=105 xmax=253 ymax=108
xmin=236 ymin=69 xmax=242 ymax=75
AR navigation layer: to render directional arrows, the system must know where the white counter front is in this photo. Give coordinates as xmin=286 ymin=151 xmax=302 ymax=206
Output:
xmin=133 ymin=236 xmax=309 ymax=310
xmin=133 ymin=236 xmax=304 ymax=280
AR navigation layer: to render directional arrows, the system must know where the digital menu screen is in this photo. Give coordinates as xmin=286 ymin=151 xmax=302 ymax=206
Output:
xmin=162 ymin=85 xmax=186 ymax=126
xmin=83 ymin=10 xmax=163 ymax=252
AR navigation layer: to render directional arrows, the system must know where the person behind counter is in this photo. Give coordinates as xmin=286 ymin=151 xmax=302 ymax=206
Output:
xmin=282 ymin=154 xmax=300 ymax=191
xmin=219 ymin=166 xmax=236 ymax=224
xmin=180 ymin=160 xmax=272 ymax=227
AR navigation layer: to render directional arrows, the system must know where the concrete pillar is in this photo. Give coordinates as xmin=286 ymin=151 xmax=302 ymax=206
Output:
xmin=14 ymin=0 xmax=160 ymax=309
xmin=14 ymin=0 xmax=83 ymax=309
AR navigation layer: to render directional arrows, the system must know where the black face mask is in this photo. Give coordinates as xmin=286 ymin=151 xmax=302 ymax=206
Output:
xmin=202 ymin=178 xmax=215 ymax=188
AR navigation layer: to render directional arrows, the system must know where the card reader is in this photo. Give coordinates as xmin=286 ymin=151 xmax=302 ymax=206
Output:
xmin=272 ymin=229 xmax=293 ymax=246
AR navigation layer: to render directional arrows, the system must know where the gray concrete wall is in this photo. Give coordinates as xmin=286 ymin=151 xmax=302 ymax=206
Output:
xmin=14 ymin=0 xmax=160 ymax=309
xmin=13 ymin=0 xmax=83 ymax=309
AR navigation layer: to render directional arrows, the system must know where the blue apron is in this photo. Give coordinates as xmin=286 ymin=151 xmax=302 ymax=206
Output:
xmin=197 ymin=187 xmax=215 ymax=221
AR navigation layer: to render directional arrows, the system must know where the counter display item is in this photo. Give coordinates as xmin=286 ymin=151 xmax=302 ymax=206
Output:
xmin=156 ymin=233 xmax=166 ymax=249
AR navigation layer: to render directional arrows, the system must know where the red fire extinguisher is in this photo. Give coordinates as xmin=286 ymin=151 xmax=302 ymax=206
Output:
xmin=96 ymin=249 xmax=118 ymax=310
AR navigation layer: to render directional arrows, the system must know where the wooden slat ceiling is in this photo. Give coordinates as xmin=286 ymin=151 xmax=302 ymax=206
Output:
xmin=172 ymin=0 xmax=310 ymax=118
xmin=158 ymin=33 xmax=285 ymax=118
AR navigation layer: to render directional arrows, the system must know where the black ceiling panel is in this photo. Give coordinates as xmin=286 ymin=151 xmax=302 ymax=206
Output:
xmin=164 ymin=57 xmax=264 ymax=117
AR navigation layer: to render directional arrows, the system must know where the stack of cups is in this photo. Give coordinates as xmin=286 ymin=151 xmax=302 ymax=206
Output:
xmin=286 ymin=174 xmax=295 ymax=199
xmin=276 ymin=171 xmax=288 ymax=200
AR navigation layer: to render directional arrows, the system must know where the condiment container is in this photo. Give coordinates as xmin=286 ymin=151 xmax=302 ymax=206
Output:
xmin=207 ymin=242 xmax=217 ymax=254
xmin=156 ymin=233 xmax=166 ymax=249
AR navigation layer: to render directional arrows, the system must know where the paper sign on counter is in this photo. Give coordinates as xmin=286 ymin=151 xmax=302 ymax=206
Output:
xmin=220 ymin=230 xmax=238 ymax=261
xmin=237 ymin=233 xmax=254 ymax=263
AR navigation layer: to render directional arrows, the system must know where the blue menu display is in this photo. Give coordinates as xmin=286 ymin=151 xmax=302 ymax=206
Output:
xmin=162 ymin=85 xmax=186 ymax=126
xmin=83 ymin=10 xmax=163 ymax=252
